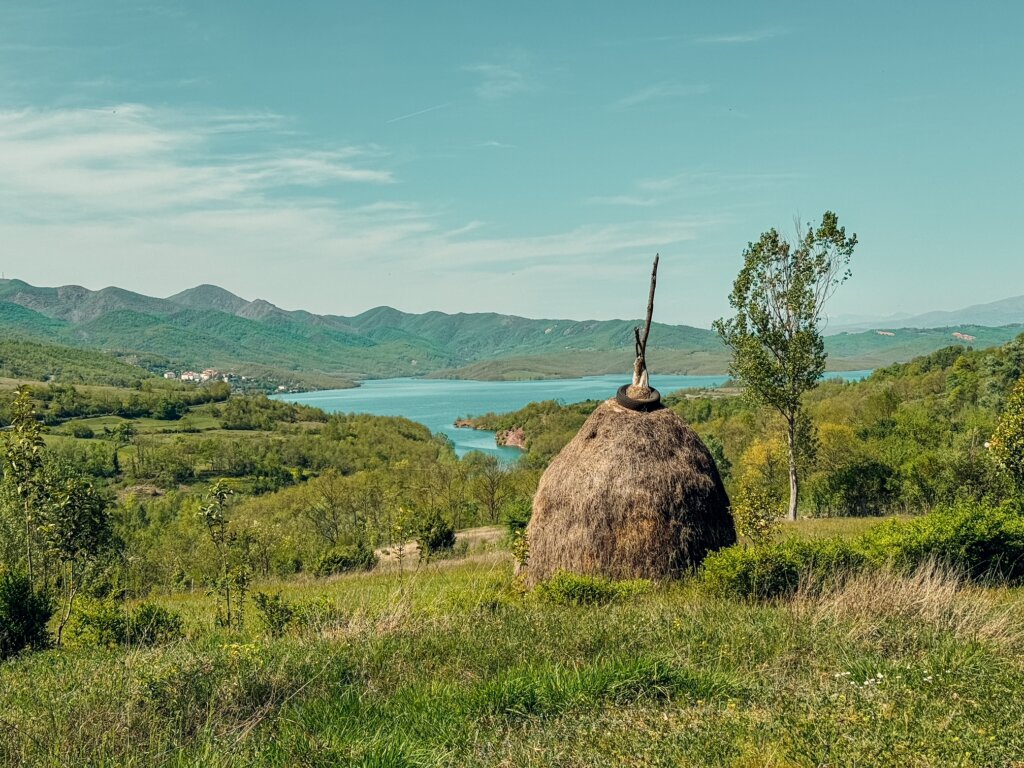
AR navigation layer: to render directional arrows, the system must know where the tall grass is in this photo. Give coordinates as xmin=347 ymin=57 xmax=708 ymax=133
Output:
xmin=2 ymin=549 xmax=1023 ymax=766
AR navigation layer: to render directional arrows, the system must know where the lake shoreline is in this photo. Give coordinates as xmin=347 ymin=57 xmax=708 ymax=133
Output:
xmin=282 ymin=364 xmax=875 ymax=396
xmin=275 ymin=371 xmax=872 ymax=460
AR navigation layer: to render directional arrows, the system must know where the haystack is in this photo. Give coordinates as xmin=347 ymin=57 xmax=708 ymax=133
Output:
xmin=523 ymin=256 xmax=735 ymax=585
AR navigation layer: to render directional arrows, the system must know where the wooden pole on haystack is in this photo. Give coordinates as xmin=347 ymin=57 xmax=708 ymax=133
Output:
xmin=630 ymin=254 xmax=659 ymax=396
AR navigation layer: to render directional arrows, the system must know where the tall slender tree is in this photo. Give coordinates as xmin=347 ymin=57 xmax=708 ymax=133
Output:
xmin=3 ymin=386 xmax=46 ymax=585
xmin=714 ymin=211 xmax=857 ymax=520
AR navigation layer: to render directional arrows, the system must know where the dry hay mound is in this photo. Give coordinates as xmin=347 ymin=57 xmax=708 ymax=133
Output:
xmin=524 ymin=399 xmax=735 ymax=585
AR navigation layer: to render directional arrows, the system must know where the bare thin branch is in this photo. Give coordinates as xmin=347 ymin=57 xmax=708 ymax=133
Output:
xmin=640 ymin=254 xmax=659 ymax=356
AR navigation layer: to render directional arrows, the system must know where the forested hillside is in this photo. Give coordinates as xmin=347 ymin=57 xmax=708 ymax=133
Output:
xmin=2 ymin=278 xmax=1020 ymax=382
xmin=0 ymin=339 xmax=154 ymax=386
xmin=0 ymin=374 xmax=537 ymax=598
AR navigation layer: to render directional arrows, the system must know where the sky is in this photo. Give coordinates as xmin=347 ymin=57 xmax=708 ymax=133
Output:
xmin=1 ymin=1 xmax=1021 ymax=327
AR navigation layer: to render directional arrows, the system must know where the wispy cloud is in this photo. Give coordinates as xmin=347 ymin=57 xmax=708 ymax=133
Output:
xmin=476 ymin=140 xmax=516 ymax=149
xmin=0 ymin=105 xmax=392 ymax=220
xmin=597 ymin=27 xmax=786 ymax=48
xmin=0 ymin=103 xmax=719 ymax=320
xmin=694 ymin=28 xmax=785 ymax=45
xmin=385 ymin=102 xmax=451 ymax=124
xmin=610 ymin=82 xmax=710 ymax=110
xmin=586 ymin=170 xmax=801 ymax=211
xmin=465 ymin=53 xmax=533 ymax=100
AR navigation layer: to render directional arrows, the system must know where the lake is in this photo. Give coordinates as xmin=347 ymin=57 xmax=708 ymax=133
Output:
xmin=277 ymin=371 xmax=872 ymax=461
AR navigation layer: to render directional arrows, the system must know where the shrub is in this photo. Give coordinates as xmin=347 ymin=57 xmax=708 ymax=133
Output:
xmin=291 ymin=597 xmax=349 ymax=631
xmin=504 ymin=499 xmax=531 ymax=568
xmin=416 ymin=510 xmax=456 ymax=560
xmin=861 ymin=501 xmax=1024 ymax=581
xmin=253 ymin=591 xmax=295 ymax=637
xmin=989 ymin=375 xmax=1024 ymax=490
xmin=703 ymin=501 xmax=1024 ymax=600
xmin=129 ymin=603 xmax=184 ymax=646
xmin=503 ymin=499 xmax=531 ymax=537
xmin=66 ymin=600 xmax=183 ymax=648
xmin=425 ymin=538 xmax=471 ymax=562
xmin=809 ymin=459 xmax=899 ymax=517
xmin=731 ymin=483 xmax=781 ymax=544
xmin=70 ymin=423 xmax=95 ymax=439
xmin=314 ymin=542 xmax=378 ymax=577
xmin=537 ymin=571 xmax=651 ymax=606
xmin=0 ymin=571 xmax=52 ymax=659
xmin=65 ymin=600 xmax=126 ymax=648
xmin=702 ymin=539 xmax=867 ymax=600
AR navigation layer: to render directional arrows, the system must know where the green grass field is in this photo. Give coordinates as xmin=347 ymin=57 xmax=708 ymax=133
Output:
xmin=2 ymin=520 xmax=1022 ymax=768
xmin=50 ymin=412 xmax=224 ymax=435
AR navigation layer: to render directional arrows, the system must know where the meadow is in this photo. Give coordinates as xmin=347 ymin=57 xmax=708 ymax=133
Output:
xmin=2 ymin=517 xmax=1023 ymax=767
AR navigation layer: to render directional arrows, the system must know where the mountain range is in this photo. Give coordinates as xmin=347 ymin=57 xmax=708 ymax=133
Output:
xmin=827 ymin=295 xmax=1024 ymax=334
xmin=0 ymin=278 xmax=1021 ymax=385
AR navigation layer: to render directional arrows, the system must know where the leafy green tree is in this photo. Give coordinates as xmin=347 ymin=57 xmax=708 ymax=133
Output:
xmin=464 ymin=452 xmax=512 ymax=523
xmin=990 ymin=375 xmax=1024 ymax=492
xmin=714 ymin=212 xmax=857 ymax=520
xmin=200 ymin=480 xmax=248 ymax=629
xmin=39 ymin=462 xmax=113 ymax=644
xmin=2 ymin=386 xmax=46 ymax=584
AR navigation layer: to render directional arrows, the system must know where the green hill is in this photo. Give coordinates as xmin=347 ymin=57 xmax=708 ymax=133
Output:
xmin=0 ymin=278 xmax=1020 ymax=383
xmin=823 ymin=325 xmax=1024 ymax=369
xmin=0 ymin=338 xmax=153 ymax=386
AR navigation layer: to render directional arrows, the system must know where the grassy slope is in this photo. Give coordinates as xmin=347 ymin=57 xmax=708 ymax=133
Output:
xmin=2 ymin=528 xmax=1021 ymax=767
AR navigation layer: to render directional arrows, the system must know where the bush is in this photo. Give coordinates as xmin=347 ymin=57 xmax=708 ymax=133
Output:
xmin=504 ymin=500 xmax=531 ymax=568
xmin=290 ymin=597 xmax=349 ymax=631
xmin=989 ymin=375 xmax=1024 ymax=490
xmin=314 ymin=542 xmax=378 ymax=577
xmin=253 ymin=591 xmax=295 ymax=637
xmin=702 ymin=501 xmax=1024 ymax=599
xmin=0 ymin=571 xmax=52 ymax=659
xmin=70 ymin=423 xmax=95 ymax=439
xmin=809 ymin=459 xmax=899 ymax=517
xmin=416 ymin=510 xmax=456 ymax=560
xmin=702 ymin=539 xmax=866 ymax=600
xmin=731 ymin=483 xmax=782 ymax=544
xmin=66 ymin=600 xmax=183 ymax=648
xmin=861 ymin=501 xmax=1024 ymax=581
xmin=129 ymin=603 xmax=184 ymax=646
xmin=537 ymin=571 xmax=651 ymax=606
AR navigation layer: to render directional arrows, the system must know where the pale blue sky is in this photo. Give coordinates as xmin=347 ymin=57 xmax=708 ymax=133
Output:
xmin=1 ymin=1 xmax=1021 ymax=326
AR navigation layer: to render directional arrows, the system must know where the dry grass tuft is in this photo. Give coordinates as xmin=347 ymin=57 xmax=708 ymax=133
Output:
xmin=525 ymin=399 xmax=735 ymax=585
xmin=793 ymin=560 xmax=1024 ymax=652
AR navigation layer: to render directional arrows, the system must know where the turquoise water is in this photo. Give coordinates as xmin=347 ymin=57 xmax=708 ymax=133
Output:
xmin=278 ymin=371 xmax=871 ymax=461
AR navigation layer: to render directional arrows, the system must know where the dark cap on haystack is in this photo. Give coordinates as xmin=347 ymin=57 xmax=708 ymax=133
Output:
xmin=523 ymin=255 xmax=736 ymax=585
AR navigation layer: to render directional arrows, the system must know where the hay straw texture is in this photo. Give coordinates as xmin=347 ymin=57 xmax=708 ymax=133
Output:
xmin=525 ymin=399 xmax=736 ymax=585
